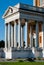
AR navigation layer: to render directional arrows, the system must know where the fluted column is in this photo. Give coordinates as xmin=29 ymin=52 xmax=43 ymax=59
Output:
xmin=5 ymin=23 xmax=8 ymax=48
xmin=18 ymin=19 xmax=21 ymax=48
xmin=14 ymin=22 xmax=17 ymax=47
xmin=36 ymin=22 xmax=39 ymax=47
xmin=30 ymin=25 xmax=32 ymax=47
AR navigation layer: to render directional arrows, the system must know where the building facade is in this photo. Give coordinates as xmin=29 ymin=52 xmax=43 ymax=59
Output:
xmin=2 ymin=2 xmax=44 ymax=59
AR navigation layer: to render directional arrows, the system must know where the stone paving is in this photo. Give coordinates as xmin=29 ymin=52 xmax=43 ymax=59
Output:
xmin=0 ymin=58 xmax=44 ymax=62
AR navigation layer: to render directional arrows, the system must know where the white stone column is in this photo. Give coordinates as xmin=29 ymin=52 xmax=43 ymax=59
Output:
xmin=21 ymin=26 xmax=24 ymax=47
xmin=5 ymin=23 xmax=8 ymax=48
xmin=18 ymin=19 xmax=21 ymax=48
xmin=11 ymin=24 xmax=13 ymax=47
xmin=36 ymin=22 xmax=39 ymax=47
xmin=13 ymin=24 xmax=14 ymax=47
xmin=16 ymin=23 xmax=18 ymax=47
xmin=30 ymin=25 xmax=32 ymax=47
xmin=14 ymin=22 xmax=17 ymax=47
xmin=21 ymin=26 xmax=22 ymax=47
xmin=25 ymin=21 xmax=28 ymax=48
xmin=9 ymin=23 xmax=11 ymax=47
xmin=8 ymin=23 xmax=11 ymax=48
xmin=5 ymin=24 xmax=6 ymax=48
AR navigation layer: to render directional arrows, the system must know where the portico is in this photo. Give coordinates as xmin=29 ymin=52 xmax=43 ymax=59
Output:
xmin=3 ymin=3 xmax=44 ymax=59
xmin=5 ymin=19 xmax=43 ymax=48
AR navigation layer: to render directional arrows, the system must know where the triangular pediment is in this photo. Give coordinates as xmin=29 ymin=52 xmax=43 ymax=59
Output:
xmin=3 ymin=6 xmax=13 ymax=18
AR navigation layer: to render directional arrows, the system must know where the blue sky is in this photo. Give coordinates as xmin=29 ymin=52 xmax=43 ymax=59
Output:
xmin=0 ymin=0 xmax=33 ymax=41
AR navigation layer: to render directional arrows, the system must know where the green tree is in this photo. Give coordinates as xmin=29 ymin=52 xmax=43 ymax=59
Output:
xmin=0 ymin=40 xmax=5 ymax=48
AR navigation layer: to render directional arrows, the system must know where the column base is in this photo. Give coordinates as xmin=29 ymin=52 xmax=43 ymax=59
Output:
xmin=4 ymin=48 xmax=12 ymax=59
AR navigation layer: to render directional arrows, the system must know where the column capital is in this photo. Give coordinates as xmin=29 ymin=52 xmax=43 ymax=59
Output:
xmin=21 ymin=19 xmax=25 ymax=27
xmin=42 ymin=22 xmax=44 ymax=25
xmin=25 ymin=19 xmax=28 ymax=22
xmin=5 ymin=23 xmax=8 ymax=25
xmin=19 ymin=18 xmax=28 ymax=22
xmin=14 ymin=19 xmax=18 ymax=25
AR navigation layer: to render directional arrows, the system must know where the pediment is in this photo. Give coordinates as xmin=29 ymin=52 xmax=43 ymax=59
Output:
xmin=3 ymin=6 xmax=13 ymax=18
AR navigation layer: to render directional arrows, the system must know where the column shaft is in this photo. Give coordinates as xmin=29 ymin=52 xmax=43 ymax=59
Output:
xmin=5 ymin=24 xmax=6 ymax=48
xmin=8 ymin=23 xmax=11 ymax=48
xmin=9 ymin=23 xmax=11 ymax=47
xmin=42 ymin=23 xmax=44 ymax=49
xmin=16 ymin=23 xmax=18 ymax=47
xmin=42 ymin=23 xmax=44 ymax=58
xmin=11 ymin=24 xmax=13 ymax=47
xmin=25 ymin=22 xmax=28 ymax=48
xmin=14 ymin=22 xmax=17 ymax=47
xmin=36 ymin=22 xmax=39 ymax=47
xmin=5 ymin=24 xmax=8 ymax=48
xmin=13 ymin=24 xmax=14 ymax=47
xmin=33 ymin=0 xmax=36 ymax=6
xmin=30 ymin=25 xmax=32 ymax=47
xmin=21 ymin=26 xmax=24 ymax=47
xmin=18 ymin=19 xmax=21 ymax=47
